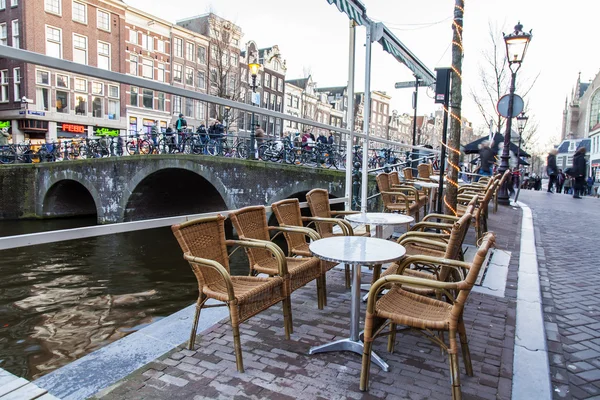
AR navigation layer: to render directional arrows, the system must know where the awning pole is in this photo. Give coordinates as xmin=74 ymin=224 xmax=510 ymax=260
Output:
xmin=345 ymin=20 xmax=357 ymax=211
xmin=361 ymin=24 xmax=373 ymax=213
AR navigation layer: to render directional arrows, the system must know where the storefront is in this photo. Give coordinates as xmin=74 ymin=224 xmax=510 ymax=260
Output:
xmin=128 ymin=115 xmax=168 ymax=136
xmin=17 ymin=119 xmax=48 ymax=145
xmin=57 ymin=123 xmax=88 ymax=139
xmin=592 ymin=159 xmax=600 ymax=181
xmin=93 ymin=126 xmax=120 ymax=137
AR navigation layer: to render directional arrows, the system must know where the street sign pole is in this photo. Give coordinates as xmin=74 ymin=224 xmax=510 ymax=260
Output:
xmin=411 ymin=77 xmax=420 ymax=172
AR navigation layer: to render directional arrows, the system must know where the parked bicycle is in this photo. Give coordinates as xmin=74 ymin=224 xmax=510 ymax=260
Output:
xmin=257 ymin=140 xmax=295 ymax=164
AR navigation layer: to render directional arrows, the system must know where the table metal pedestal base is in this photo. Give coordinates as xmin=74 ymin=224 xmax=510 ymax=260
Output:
xmin=309 ymin=338 xmax=389 ymax=371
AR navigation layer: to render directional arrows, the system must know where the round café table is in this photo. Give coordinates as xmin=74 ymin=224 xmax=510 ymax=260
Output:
xmin=344 ymin=212 xmax=414 ymax=239
xmin=309 ymin=236 xmax=406 ymax=371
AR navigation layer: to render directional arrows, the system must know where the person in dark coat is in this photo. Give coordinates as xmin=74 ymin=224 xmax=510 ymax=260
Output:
xmin=546 ymin=149 xmax=558 ymax=193
xmin=572 ymin=146 xmax=587 ymax=199
xmin=478 ymin=140 xmax=494 ymax=177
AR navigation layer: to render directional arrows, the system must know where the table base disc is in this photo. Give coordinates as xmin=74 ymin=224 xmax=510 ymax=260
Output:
xmin=308 ymin=338 xmax=389 ymax=371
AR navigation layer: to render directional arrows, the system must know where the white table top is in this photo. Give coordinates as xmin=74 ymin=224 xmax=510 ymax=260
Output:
xmin=430 ymin=175 xmax=466 ymax=185
xmin=309 ymin=236 xmax=406 ymax=265
xmin=412 ymin=181 xmax=441 ymax=189
xmin=345 ymin=212 xmax=413 ymax=226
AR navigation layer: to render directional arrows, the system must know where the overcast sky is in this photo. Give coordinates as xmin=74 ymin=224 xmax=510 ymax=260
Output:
xmin=126 ymin=0 xmax=600 ymax=151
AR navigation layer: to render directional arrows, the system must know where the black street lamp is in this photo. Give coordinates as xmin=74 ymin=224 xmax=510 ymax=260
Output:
xmin=514 ymin=112 xmax=529 ymax=202
xmin=498 ymin=22 xmax=532 ymax=205
xmin=248 ymin=62 xmax=261 ymax=160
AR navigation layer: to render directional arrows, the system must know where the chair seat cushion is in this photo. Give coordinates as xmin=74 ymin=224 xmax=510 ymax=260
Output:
xmin=204 ymin=275 xmax=284 ymax=304
xmin=376 ymin=286 xmax=452 ymax=330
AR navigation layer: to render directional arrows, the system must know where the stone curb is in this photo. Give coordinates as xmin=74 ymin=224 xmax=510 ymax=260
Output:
xmin=512 ymin=201 xmax=552 ymax=399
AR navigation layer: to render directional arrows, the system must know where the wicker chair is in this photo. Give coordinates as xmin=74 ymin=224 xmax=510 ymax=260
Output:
xmin=390 ymin=171 xmax=430 ymax=210
xmin=228 ymin=205 xmax=324 ymax=310
xmin=271 ymin=198 xmax=336 ymax=307
xmin=417 ymin=163 xmax=432 ymax=181
xmin=172 ymin=215 xmax=292 ymax=372
xmin=306 ymin=188 xmax=369 ymax=288
xmin=360 ymin=232 xmax=496 ymax=399
xmin=402 ymin=167 xmax=415 ymax=182
xmin=376 ymin=173 xmax=421 ymax=220
xmin=457 ymin=181 xmax=497 ymax=241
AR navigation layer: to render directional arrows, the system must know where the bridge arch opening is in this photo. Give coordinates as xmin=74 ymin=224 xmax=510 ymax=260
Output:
xmin=124 ymin=168 xmax=227 ymax=222
xmin=43 ymin=180 xmax=98 ymax=219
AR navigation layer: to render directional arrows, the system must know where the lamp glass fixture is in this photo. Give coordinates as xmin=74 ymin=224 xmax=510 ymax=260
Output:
xmin=516 ymin=114 xmax=529 ymax=133
xmin=248 ymin=63 xmax=261 ymax=77
xmin=504 ymin=22 xmax=532 ymax=65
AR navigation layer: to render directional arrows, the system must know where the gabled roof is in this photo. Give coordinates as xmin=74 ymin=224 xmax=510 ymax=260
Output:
xmin=316 ymin=86 xmax=346 ymax=96
xmin=557 ymin=138 xmax=591 ymax=154
xmin=285 ymin=78 xmax=309 ymax=89
xmin=580 ymin=82 xmax=591 ymax=98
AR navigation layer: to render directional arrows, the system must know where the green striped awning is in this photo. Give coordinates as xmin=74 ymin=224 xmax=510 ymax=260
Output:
xmin=326 ymin=0 xmax=366 ymax=26
xmin=378 ymin=26 xmax=436 ymax=86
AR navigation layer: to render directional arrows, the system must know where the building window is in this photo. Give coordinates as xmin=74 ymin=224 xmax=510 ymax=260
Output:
xmin=0 ymin=70 xmax=7 ymax=102
xmin=141 ymin=33 xmax=153 ymax=51
xmin=10 ymin=0 xmax=16 ymax=6
xmin=129 ymin=54 xmax=138 ymax=76
xmin=278 ymin=79 xmax=283 ymax=92
xmin=56 ymin=90 xmax=68 ymax=113
xmin=0 ymin=23 xmax=6 ymax=46
xmin=172 ymin=95 xmax=181 ymax=114
xmin=72 ymin=1 xmax=86 ymax=23
xmin=130 ymin=86 xmax=138 ymax=106
xmin=230 ymin=53 xmax=236 ymax=67
xmin=173 ymin=37 xmax=183 ymax=58
xmin=157 ymin=63 xmax=165 ymax=82
xmin=97 ymin=41 xmax=110 ymax=70
xmin=142 ymin=89 xmax=153 ymax=109
xmin=13 ymin=68 xmax=20 ymax=101
xmin=156 ymin=39 xmax=164 ymax=53
xmin=72 ymin=34 xmax=87 ymax=64
xmin=74 ymin=77 xmax=87 ymax=91
xmin=129 ymin=29 xmax=137 ymax=44
xmin=142 ymin=58 xmax=153 ymax=79
xmin=197 ymin=70 xmax=205 ymax=89
xmin=92 ymin=81 xmax=103 ymax=95
xmin=92 ymin=97 xmax=103 ymax=117
xmin=186 ymin=42 xmax=194 ymax=61
xmin=0 ymin=0 xmax=4 ymax=10
xmin=97 ymin=9 xmax=110 ymax=31
xmin=46 ymin=26 xmax=62 ymax=58
xmin=197 ymin=46 xmax=206 ymax=64
xmin=590 ymin=91 xmax=600 ymax=131
xmin=56 ymin=73 xmax=69 ymax=88
xmin=265 ymin=73 xmax=270 ymax=89
xmin=11 ymin=20 xmax=18 ymax=48
xmin=36 ymin=70 xmax=50 ymax=85
xmin=185 ymin=97 xmax=193 ymax=117
xmin=44 ymin=0 xmax=61 ymax=15
xmin=185 ymin=67 xmax=194 ymax=86
xmin=108 ymin=99 xmax=119 ymax=119
xmin=108 ymin=85 xmax=119 ymax=98
xmin=36 ymin=87 xmax=49 ymax=111
xmin=157 ymin=92 xmax=165 ymax=112
xmin=75 ymin=94 xmax=86 ymax=115
xmin=195 ymin=100 xmax=205 ymax=120
xmin=271 ymin=76 xmax=276 ymax=90
xmin=173 ymin=64 xmax=182 ymax=83
xmin=210 ymin=69 xmax=217 ymax=86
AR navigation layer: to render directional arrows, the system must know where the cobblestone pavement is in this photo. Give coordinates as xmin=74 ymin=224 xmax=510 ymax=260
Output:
xmin=95 ymin=206 xmax=521 ymax=400
xmin=519 ymin=190 xmax=600 ymax=399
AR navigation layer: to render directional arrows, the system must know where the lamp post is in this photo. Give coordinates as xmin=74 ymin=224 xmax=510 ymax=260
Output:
xmin=514 ymin=113 xmax=528 ymax=202
xmin=498 ymin=22 xmax=532 ymax=205
xmin=248 ymin=62 xmax=261 ymax=160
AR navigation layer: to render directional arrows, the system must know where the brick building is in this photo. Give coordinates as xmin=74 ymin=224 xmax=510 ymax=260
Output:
xmin=0 ymin=0 xmax=126 ymax=144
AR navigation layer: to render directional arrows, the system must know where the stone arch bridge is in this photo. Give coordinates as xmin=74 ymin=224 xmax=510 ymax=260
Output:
xmin=0 ymin=155 xmax=362 ymax=224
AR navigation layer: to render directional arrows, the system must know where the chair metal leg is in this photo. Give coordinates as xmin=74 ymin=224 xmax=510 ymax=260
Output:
xmin=387 ymin=322 xmax=397 ymax=353
xmin=359 ymin=338 xmax=374 ymax=391
xmin=316 ymin=275 xmax=324 ymax=310
xmin=345 ymin=264 xmax=351 ymax=289
xmin=458 ymin=319 xmax=473 ymax=376
xmin=188 ymin=294 xmax=207 ymax=350
xmin=450 ymin=352 xmax=462 ymax=400
xmin=371 ymin=264 xmax=382 ymax=284
xmin=282 ymin=296 xmax=293 ymax=338
xmin=322 ymin=273 xmax=328 ymax=307
xmin=231 ymin=323 xmax=244 ymax=373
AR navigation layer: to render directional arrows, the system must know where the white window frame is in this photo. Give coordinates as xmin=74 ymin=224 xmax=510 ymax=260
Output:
xmin=72 ymin=33 xmax=87 ymax=65
xmin=156 ymin=39 xmax=164 ymax=53
xmin=56 ymin=73 xmax=69 ymax=88
xmin=0 ymin=23 xmax=6 ymax=46
xmin=197 ymin=70 xmax=205 ymax=89
xmin=97 ymin=9 xmax=110 ymax=32
xmin=0 ymin=70 xmax=8 ymax=102
xmin=91 ymin=81 xmax=103 ymax=95
xmin=36 ymin=69 xmax=50 ymax=85
xmin=44 ymin=0 xmax=61 ymax=15
xmin=197 ymin=46 xmax=206 ymax=64
xmin=186 ymin=42 xmax=194 ymax=61
xmin=157 ymin=62 xmax=165 ymax=82
xmin=46 ymin=25 xmax=62 ymax=58
xmin=129 ymin=29 xmax=137 ymax=44
xmin=173 ymin=63 xmax=183 ymax=83
xmin=10 ymin=0 xmax=16 ymax=7
xmin=185 ymin=66 xmax=194 ymax=86
xmin=142 ymin=58 xmax=153 ymax=79
xmin=141 ymin=33 xmax=153 ymax=52
xmin=12 ymin=67 xmax=20 ymax=101
xmin=0 ymin=0 xmax=5 ymax=10
xmin=108 ymin=84 xmax=119 ymax=99
xmin=97 ymin=41 xmax=110 ymax=70
xmin=75 ymin=77 xmax=87 ymax=92
xmin=173 ymin=37 xmax=183 ymax=58
xmin=11 ymin=20 xmax=18 ymax=48
xmin=129 ymin=53 xmax=138 ymax=76
xmin=72 ymin=1 xmax=87 ymax=24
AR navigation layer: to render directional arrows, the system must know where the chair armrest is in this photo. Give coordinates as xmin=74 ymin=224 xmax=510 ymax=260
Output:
xmin=331 ymin=210 xmax=359 ymax=216
xmin=409 ymin=221 xmax=454 ymax=232
xmin=183 ymin=253 xmax=235 ymax=300
xmin=269 ymin=225 xmax=320 ymax=241
xmin=397 ymin=231 xmax=451 ymax=242
xmin=399 ymin=236 xmax=449 ymax=251
xmin=225 ymin=239 xmax=289 ymax=276
xmin=422 ymin=213 xmax=459 ymax=223
xmin=394 ymin=255 xmax=472 ymax=276
xmin=302 ymin=216 xmax=353 ymax=235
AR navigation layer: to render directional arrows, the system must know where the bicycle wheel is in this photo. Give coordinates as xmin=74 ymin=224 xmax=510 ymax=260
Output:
xmin=139 ymin=140 xmax=152 ymax=155
xmin=283 ymin=149 xmax=296 ymax=164
xmin=235 ymin=142 xmax=248 ymax=159
xmin=206 ymin=140 xmax=219 ymax=156
xmin=125 ymin=141 xmax=137 ymax=155
xmin=257 ymin=145 xmax=269 ymax=161
xmin=0 ymin=148 xmax=16 ymax=164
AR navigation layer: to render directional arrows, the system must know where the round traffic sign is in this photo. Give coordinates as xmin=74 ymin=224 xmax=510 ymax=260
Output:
xmin=497 ymin=94 xmax=524 ymax=118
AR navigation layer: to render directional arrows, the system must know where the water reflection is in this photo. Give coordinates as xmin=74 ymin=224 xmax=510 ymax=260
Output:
xmin=0 ymin=219 xmax=251 ymax=380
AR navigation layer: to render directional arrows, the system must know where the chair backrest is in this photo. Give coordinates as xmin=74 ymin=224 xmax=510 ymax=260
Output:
xmin=443 ymin=211 xmax=473 ymax=262
xmin=403 ymin=167 xmax=414 ymax=180
xmin=271 ymin=198 xmax=306 ymax=251
xmin=228 ymin=205 xmax=274 ymax=267
xmin=452 ymin=232 xmax=495 ymax=319
xmin=389 ymin=171 xmax=401 ymax=186
xmin=477 ymin=181 xmax=498 ymax=217
xmin=306 ymin=188 xmax=334 ymax=237
xmin=497 ymin=169 xmax=511 ymax=190
xmin=171 ymin=215 xmax=230 ymax=289
xmin=417 ymin=163 xmax=431 ymax=179
xmin=375 ymin=173 xmax=394 ymax=207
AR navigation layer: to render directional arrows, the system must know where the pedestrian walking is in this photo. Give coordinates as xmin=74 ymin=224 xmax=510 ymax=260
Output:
xmin=556 ymin=169 xmax=565 ymax=194
xmin=478 ymin=140 xmax=494 ymax=178
xmin=572 ymin=146 xmax=587 ymax=199
xmin=587 ymin=176 xmax=595 ymax=196
xmin=327 ymin=132 xmax=334 ymax=146
xmin=546 ymin=149 xmax=558 ymax=193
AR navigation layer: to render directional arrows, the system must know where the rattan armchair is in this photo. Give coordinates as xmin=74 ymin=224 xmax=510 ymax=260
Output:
xmin=172 ymin=215 xmax=292 ymax=372
xmin=457 ymin=181 xmax=497 ymax=241
xmin=376 ymin=173 xmax=421 ymax=220
xmin=402 ymin=166 xmax=415 ymax=182
xmin=229 ymin=205 xmax=324 ymax=310
xmin=360 ymin=233 xmax=496 ymax=399
xmin=417 ymin=163 xmax=432 ymax=181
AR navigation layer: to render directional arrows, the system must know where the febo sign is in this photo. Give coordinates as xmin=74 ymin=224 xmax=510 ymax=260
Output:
xmin=60 ymin=123 xmax=86 ymax=134
xmin=94 ymin=126 xmax=120 ymax=137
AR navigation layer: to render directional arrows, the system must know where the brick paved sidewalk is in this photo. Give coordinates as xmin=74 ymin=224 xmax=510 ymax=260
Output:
xmin=94 ymin=206 xmax=521 ymax=400
xmin=520 ymin=190 xmax=600 ymax=399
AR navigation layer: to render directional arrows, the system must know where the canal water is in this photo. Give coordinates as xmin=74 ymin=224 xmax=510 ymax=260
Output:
xmin=0 ymin=217 xmax=251 ymax=380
